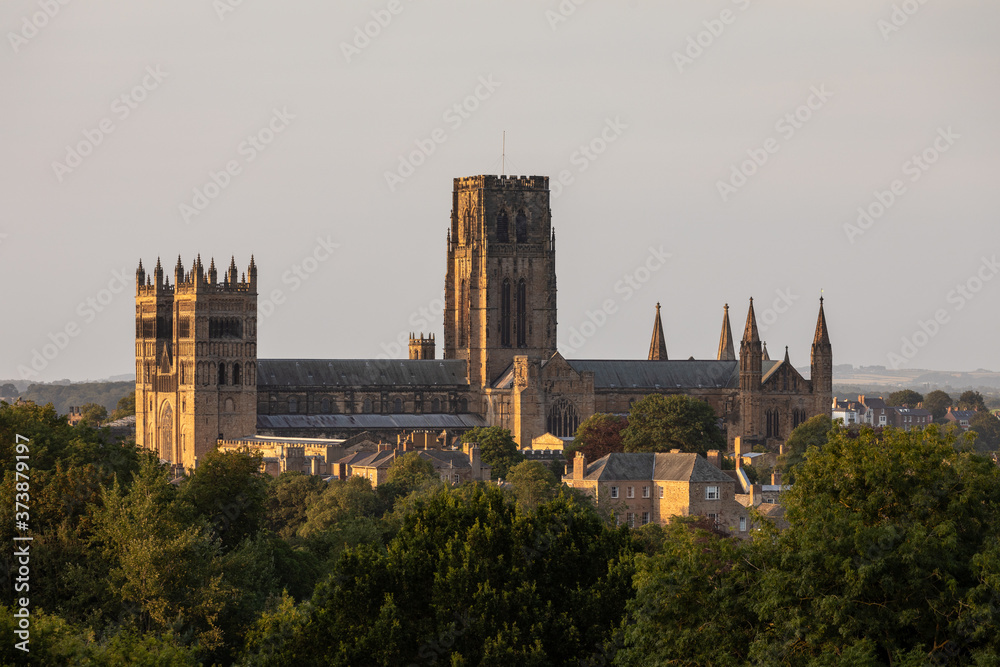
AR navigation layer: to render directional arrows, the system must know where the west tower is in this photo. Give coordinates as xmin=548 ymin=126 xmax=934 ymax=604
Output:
xmin=135 ymin=255 xmax=257 ymax=470
xmin=443 ymin=175 xmax=557 ymax=388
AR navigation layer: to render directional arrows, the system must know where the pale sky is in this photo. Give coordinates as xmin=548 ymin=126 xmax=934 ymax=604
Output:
xmin=1 ymin=0 xmax=998 ymax=382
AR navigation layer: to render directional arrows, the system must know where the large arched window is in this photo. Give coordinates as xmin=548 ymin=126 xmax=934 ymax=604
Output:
xmin=516 ymin=279 xmax=527 ymax=348
xmin=363 ymin=398 xmax=373 ymax=413
xmin=432 ymin=398 xmax=441 ymax=412
xmin=459 ymin=398 xmax=468 ymax=413
xmin=393 ymin=398 xmax=403 ymax=414
xmin=547 ymin=399 xmax=579 ymax=438
xmin=288 ymin=397 xmax=298 ymax=414
xmin=460 ymin=280 xmax=467 ymax=347
xmin=515 ymin=210 xmax=528 ymax=242
xmin=321 ymin=398 xmax=331 ymax=414
xmin=158 ymin=403 xmax=173 ymax=461
xmin=500 ymin=278 xmax=512 ymax=348
xmin=232 ymin=362 xmax=241 ymax=386
xmin=766 ymin=409 xmax=780 ymax=438
xmin=497 ymin=209 xmax=509 ymax=242
xmin=218 ymin=362 xmax=227 ymax=386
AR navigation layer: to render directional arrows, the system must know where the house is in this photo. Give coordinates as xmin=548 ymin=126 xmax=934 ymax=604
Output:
xmin=832 ymin=397 xmax=863 ymax=424
xmin=858 ymin=395 xmax=891 ymax=427
xmin=563 ymin=450 xmax=750 ymax=535
xmin=333 ymin=441 xmax=490 ymax=487
xmin=893 ymin=407 xmax=933 ymax=431
xmin=944 ymin=407 xmax=977 ymax=431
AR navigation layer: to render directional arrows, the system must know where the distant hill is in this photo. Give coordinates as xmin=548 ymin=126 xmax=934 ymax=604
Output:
xmin=19 ymin=382 xmax=133 ymax=416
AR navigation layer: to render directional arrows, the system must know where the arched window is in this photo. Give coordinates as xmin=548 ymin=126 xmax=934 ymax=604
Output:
xmin=547 ymin=399 xmax=579 ymax=438
xmin=158 ymin=403 xmax=173 ymax=461
xmin=460 ymin=280 xmax=467 ymax=347
xmin=515 ymin=210 xmax=528 ymax=243
xmin=500 ymin=278 xmax=512 ymax=348
xmin=232 ymin=362 xmax=241 ymax=386
xmin=459 ymin=398 xmax=468 ymax=413
xmin=394 ymin=398 xmax=403 ymax=414
xmin=288 ymin=397 xmax=298 ymax=414
xmin=218 ymin=362 xmax=227 ymax=386
xmin=363 ymin=398 xmax=373 ymax=413
xmin=321 ymin=398 xmax=331 ymax=414
xmin=269 ymin=395 xmax=277 ymax=414
xmin=516 ymin=279 xmax=527 ymax=348
xmin=497 ymin=209 xmax=509 ymax=242
xmin=432 ymin=398 xmax=441 ymax=412
xmin=766 ymin=410 xmax=780 ymax=438
xmin=225 ymin=397 xmax=235 ymax=413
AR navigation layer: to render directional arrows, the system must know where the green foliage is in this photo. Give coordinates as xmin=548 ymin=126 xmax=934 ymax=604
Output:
xmin=461 ymin=426 xmax=523 ymax=479
xmin=177 ymin=448 xmax=269 ymax=551
xmin=297 ymin=476 xmax=388 ymax=538
xmin=569 ymin=412 xmax=628 ymax=461
xmin=888 ymin=389 xmax=923 ymax=408
xmin=21 ymin=381 xmax=134 ymax=416
xmin=109 ymin=390 xmax=136 ymax=421
xmin=244 ymin=485 xmax=637 ymax=665
xmin=78 ymin=402 xmax=109 ymax=427
xmin=380 ymin=451 xmax=436 ymax=500
xmin=959 ymin=390 xmax=988 ymax=412
xmin=506 ymin=460 xmax=560 ymax=511
xmin=621 ymin=394 xmax=725 ymax=455
xmin=776 ymin=414 xmax=834 ymax=484
xmin=923 ymin=389 xmax=954 ymax=421
xmin=265 ymin=472 xmax=325 ymax=539
xmin=969 ymin=411 xmax=1000 ymax=452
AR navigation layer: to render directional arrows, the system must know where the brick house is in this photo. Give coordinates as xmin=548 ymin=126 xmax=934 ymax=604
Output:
xmin=563 ymin=451 xmax=750 ymax=535
xmin=893 ymin=407 xmax=933 ymax=430
xmin=944 ymin=407 xmax=977 ymax=431
xmin=333 ymin=442 xmax=490 ymax=487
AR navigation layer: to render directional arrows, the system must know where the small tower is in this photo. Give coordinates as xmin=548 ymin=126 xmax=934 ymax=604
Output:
xmin=810 ymin=296 xmax=833 ymax=416
xmin=739 ymin=298 xmax=763 ymax=442
xmin=409 ymin=333 xmax=436 ymax=360
xmin=762 ymin=341 xmax=770 ymax=361
xmin=717 ymin=304 xmax=735 ymax=361
xmin=648 ymin=303 xmax=668 ymax=361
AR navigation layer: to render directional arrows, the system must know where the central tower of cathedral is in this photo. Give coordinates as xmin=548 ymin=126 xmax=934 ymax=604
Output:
xmin=443 ymin=175 xmax=558 ymax=388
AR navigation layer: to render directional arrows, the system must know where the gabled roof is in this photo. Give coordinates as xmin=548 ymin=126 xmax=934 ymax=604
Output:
xmin=566 ymin=360 xmax=739 ymax=389
xmin=257 ymin=359 xmax=469 ymax=388
xmin=576 ymin=452 xmax=734 ymax=483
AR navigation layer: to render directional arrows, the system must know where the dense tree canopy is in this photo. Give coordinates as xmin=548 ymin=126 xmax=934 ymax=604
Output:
xmin=923 ymin=389 xmax=954 ymax=421
xmin=569 ymin=412 xmax=628 ymax=461
xmin=777 ymin=414 xmax=833 ymax=484
xmin=888 ymin=389 xmax=923 ymax=408
xmin=507 ymin=460 xmax=561 ymax=511
xmin=461 ymin=426 xmax=523 ymax=479
xmin=109 ymin=390 xmax=136 ymax=421
xmin=958 ymin=390 xmax=988 ymax=412
xmin=969 ymin=411 xmax=1000 ymax=453
xmin=621 ymin=394 xmax=725 ymax=455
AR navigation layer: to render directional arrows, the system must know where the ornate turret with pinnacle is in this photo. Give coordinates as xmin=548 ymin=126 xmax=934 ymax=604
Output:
xmin=810 ymin=296 xmax=833 ymax=415
xmin=648 ymin=303 xmax=668 ymax=361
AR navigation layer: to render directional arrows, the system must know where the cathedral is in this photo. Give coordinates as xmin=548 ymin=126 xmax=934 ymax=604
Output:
xmin=135 ymin=174 xmax=832 ymax=470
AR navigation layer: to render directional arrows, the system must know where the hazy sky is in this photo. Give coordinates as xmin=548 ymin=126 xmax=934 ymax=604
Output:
xmin=2 ymin=0 xmax=997 ymax=382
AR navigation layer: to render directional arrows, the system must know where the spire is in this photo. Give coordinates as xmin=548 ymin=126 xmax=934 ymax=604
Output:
xmin=208 ymin=257 xmax=217 ymax=284
xmin=648 ymin=303 xmax=668 ymax=361
xmin=717 ymin=304 xmax=736 ymax=361
xmin=248 ymin=254 xmax=257 ymax=288
xmin=784 ymin=345 xmax=790 ymax=364
xmin=742 ymin=297 xmax=760 ymax=343
xmin=762 ymin=341 xmax=770 ymax=361
xmin=813 ymin=296 xmax=831 ymax=346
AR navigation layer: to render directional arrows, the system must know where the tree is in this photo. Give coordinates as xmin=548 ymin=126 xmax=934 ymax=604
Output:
xmin=461 ymin=426 xmax=522 ymax=479
xmin=923 ymin=389 xmax=953 ymax=421
xmin=78 ymin=402 xmax=108 ymax=426
xmin=0 ymin=382 xmax=17 ymax=397
xmin=621 ymin=394 xmax=725 ymax=455
xmin=298 ymin=476 xmax=387 ymax=538
xmin=969 ymin=411 xmax=1000 ymax=453
xmin=776 ymin=414 xmax=834 ymax=484
xmin=569 ymin=413 xmax=627 ymax=461
xmin=110 ymin=390 xmax=136 ymax=420
xmin=888 ymin=389 xmax=923 ymax=408
xmin=751 ymin=425 xmax=1000 ymax=663
xmin=176 ymin=448 xmax=269 ymax=551
xmin=266 ymin=472 xmax=326 ymax=539
xmin=507 ymin=460 xmax=560 ymax=511
xmin=958 ymin=390 xmax=988 ymax=412
xmin=382 ymin=451 xmax=436 ymax=498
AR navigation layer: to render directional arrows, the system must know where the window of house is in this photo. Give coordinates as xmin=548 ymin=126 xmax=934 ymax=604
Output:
xmin=453 ymin=473 xmax=460 ymax=482
xmin=739 ymin=516 xmax=747 ymax=532
xmin=626 ymin=512 xmax=635 ymax=528
xmin=627 ymin=486 xmax=634 ymax=499
xmin=641 ymin=512 xmax=650 ymax=525
xmin=642 ymin=486 xmax=650 ymax=498
xmin=708 ymin=513 xmax=718 ymax=524
xmin=610 ymin=486 xmax=619 ymax=499
xmin=659 ymin=486 xmax=664 ymax=499
xmin=705 ymin=486 xmax=720 ymax=500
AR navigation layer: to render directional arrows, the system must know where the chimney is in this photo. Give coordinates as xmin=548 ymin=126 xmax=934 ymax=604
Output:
xmin=669 ymin=448 xmax=681 ymax=454
xmin=705 ymin=450 xmax=721 ymax=468
xmin=468 ymin=445 xmax=481 ymax=478
xmin=573 ymin=452 xmax=586 ymax=480
xmin=771 ymin=470 xmax=782 ymax=486
xmin=750 ymin=483 xmax=763 ymax=507
xmin=735 ymin=454 xmax=742 ymax=471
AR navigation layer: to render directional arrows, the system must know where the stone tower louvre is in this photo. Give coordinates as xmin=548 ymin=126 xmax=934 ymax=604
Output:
xmin=135 ymin=255 xmax=257 ymax=470
xmin=443 ymin=175 xmax=557 ymax=388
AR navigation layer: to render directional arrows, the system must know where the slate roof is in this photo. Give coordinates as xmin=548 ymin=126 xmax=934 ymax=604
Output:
xmin=257 ymin=359 xmax=469 ymax=388
xmin=760 ymin=360 xmax=782 ymax=383
xmin=565 ymin=360 xmax=740 ymax=389
xmin=257 ymin=413 xmax=488 ymax=430
xmin=577 ymin=452 xmax=734 ymax=483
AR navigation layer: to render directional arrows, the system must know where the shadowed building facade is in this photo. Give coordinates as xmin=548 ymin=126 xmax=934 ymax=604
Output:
xmin=136 ymin=174 xmax=832 ymax=468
